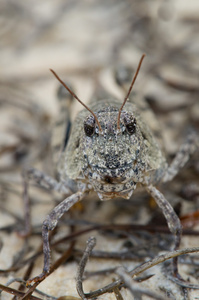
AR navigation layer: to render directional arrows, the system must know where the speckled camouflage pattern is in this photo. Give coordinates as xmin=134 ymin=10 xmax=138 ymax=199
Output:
xmin=58 ymin=97 xmax=167 ymax=200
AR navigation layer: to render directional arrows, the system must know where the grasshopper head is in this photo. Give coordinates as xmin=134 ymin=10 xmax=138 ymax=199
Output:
xmin=80 ymin=102 xmax=148 ymax=200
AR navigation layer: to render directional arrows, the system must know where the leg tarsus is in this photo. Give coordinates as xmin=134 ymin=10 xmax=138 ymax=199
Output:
xmin=26 ymin=272 xmax=48 ymax=287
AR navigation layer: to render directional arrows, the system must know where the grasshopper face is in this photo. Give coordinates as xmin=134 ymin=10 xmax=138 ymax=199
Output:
xmin=81 ymin=103 xmax=146 ymax=200
xmin=62 ymin=99 xmax=166 ymax=201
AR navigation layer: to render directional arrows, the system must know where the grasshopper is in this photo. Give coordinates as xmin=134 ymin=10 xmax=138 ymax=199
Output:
xmin=27 ymin=54 xmax=197 ymax=284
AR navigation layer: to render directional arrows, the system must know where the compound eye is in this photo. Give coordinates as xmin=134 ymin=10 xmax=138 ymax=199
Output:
xmin=124 ymin=115 xmax=136 ymax=135
xmin=84 ymin=116 xmax=96 ymax=137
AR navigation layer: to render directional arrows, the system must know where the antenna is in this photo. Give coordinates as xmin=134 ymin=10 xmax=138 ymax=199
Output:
xmin=117 ymin=54 xmax=146 ymax=130
xmin=50 ymin=69 xmax=102 ymax=132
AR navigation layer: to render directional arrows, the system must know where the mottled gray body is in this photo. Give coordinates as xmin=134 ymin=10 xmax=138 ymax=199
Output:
xmin=58 ymin=97 xmax=166 ymax=200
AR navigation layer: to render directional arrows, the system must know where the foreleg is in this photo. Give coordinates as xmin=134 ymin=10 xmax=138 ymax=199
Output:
xmin=27 ymin=190 xmax=86 ymax=285
xmin=145 ymin=184 xmax=182 ymax=276
xmin=26 ymin=167 xmax=74 ymax=194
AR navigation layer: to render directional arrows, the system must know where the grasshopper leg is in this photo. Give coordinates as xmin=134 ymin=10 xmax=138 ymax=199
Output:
xmin=26 ymin=167 xmax=74 ymax=194
xmin=145 ymin=184 xmax=182 ymax=276
xmin=26 ymin=190 xmax=86 ymax=285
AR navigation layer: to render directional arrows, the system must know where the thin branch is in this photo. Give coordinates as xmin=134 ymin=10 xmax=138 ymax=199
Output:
xmin=85 ymin=246 xmax=199 ymax=298
xmin=116 ymin=266 xmax=169 ymax=300
xmin=76 ymin=237 xmax=96 ymax=300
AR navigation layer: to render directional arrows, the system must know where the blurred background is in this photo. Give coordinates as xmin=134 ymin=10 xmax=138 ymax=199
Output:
xmin=0 ymin=1 xmax=199 ymax=299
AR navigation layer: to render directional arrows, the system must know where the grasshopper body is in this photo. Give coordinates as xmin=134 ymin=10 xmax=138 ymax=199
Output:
xmin=27 ymin=56 xmax=197 ymax=285
xmin=59 ymin=97 xmax=167 ymax=200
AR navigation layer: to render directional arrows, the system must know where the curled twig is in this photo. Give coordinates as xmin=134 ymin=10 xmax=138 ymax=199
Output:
xmin=76 ymin=237 xmax=96 ymax=300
